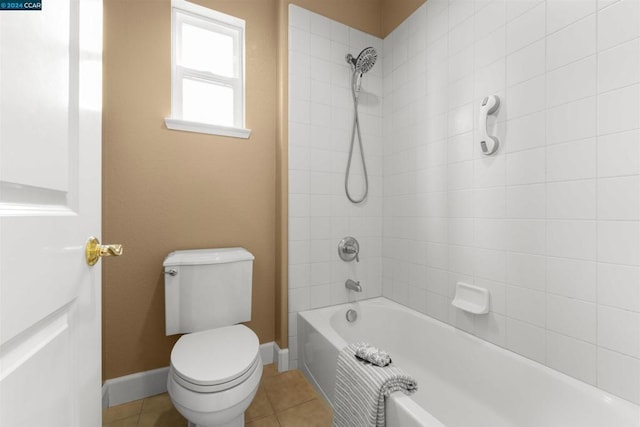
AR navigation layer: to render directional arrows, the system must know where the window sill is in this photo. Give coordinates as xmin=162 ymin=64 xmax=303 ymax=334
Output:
xmin=165 ymin=117 xmax=251 ymax=139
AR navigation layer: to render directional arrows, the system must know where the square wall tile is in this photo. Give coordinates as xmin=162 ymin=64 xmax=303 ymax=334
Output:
xmin=289 ymin=5 xmax=310 ymax=30
xmin=547 ymin=138 xmax=597 ymax=182
xmin=546 ymin=331 xmax=597 ymax=385
xmin=598 ymin=305 xmax=640 ymax=358
xmin=506 ymin=75 xmax=546 ymax=120
xmin=598 ymin=84 xmax=640 ymax=136
xmin=507 ymin=0 xmax=544 ymax=22
xmin=506 ymin=40 xmax=545 ymax=87
xmin=506 ymin=2 xmax=546 ymax=54
xmin=506 ymin=252 xmax=546 ymax=291
xmin=546 ymin=220 xmax=597 ymax=260
xmin=546 ymin=294 xmax=596 ymax=342
xmin=597 ymin=130 xmax=640 ymax=177
xmin=598 ymin=176 xmax=640 ymax=221
xmin=598 ymin=221 xmax=640 ymax=265
xmin=547 ymin=180 xmax=597 ymax=220
xmin=506 ymin=148 xmax=546 ymax=185
xmin=597 ymin=0 xmax=640 ymax=52
xmin=506 ymin=285 xmax=546 ymax=326
xmin=546 ymin=0 xmax=596 ymax=35
xmin=473 ymin=248 xmax=507 ymax=282
xmin=472 ymin=218 xmax=506 ymax=250
xmin=506 ymin=184 xmax=546 ymax=219
xmin=546 ymin=55 xmax=596 ymax=107
xmin=598 ymin=263 xmax=640 ymax=312
xmin=474 ymin=155 xmax=506 ymax=188
xmin=475 ymin=27 xmax=506 ymax=69
xmin=598 ymin=39 xmax=640 ymax=93
xmin=546 ymin=257 xmax=597 ymax=301
xmin=506 ymin=220 xmax=546 ymax=255
xmin=506 ymin=317 xmax=546 ymax=363
xmin=473 ymin=187 xmax=506 ymax=218
xmin=475 ymin=59 xmax=507 ymax=99
xmin=598 ymin=348 xmax=640 ymax=405
xmin=546 ymin=15 xmax=596 ymax=70
xmin=547 ymin=96 xmax=597 ymax=145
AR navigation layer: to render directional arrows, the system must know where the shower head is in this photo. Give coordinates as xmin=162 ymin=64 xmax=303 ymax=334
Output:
xmin=345 ymin=47 xmax=377 ymax=74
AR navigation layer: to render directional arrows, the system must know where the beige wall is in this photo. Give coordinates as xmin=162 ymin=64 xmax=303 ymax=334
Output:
xmin=286 ymin=0 xmax=425 ymax=39
xmin=102 ymin=0 xmax=421 ymax=381
xmin=102 ymin=0 xmax=278 ymax=380
xmin=381 ymin=0 xmax=425 ymax=36
xmin=290 ymin=0 xmax=384 ymax=37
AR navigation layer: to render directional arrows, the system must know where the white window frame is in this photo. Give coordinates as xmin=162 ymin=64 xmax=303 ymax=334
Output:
xmin=165 ymin=0 xmax=251 ymax=138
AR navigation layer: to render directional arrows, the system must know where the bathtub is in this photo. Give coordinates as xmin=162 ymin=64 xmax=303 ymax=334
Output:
xmin=298 ymin=297 xmax=640 ymax=427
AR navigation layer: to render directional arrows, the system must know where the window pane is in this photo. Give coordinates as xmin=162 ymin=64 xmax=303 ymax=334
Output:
xmin=182 ymin=79 xmax=234 ymax=127
xmin=180 ymin=23 xmax=234 ymax=77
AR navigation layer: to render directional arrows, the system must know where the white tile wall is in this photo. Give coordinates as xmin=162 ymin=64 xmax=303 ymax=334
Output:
xmin=289 ymin=1 xmax=640 ymax=405
xmin=381 ymin=0 xmax=640 ymax=405
xmin=288 ymin=5 xmax=384 ymax=370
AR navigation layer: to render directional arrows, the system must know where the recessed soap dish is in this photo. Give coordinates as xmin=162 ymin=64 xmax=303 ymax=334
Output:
xmin=451 ymin=282 xmax=490 ymax=314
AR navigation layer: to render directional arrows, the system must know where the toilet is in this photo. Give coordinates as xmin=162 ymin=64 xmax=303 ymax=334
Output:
xmin=163 ymin=248 xmax=262 ymax=427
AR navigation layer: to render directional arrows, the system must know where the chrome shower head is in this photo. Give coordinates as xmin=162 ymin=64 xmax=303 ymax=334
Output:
xmin=345 ymin=47 xmax=377 ymax=74
xmin=355 ymin=47 xmax=377 ymax=73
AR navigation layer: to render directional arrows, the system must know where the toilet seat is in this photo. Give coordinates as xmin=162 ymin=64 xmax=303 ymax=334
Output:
xmin=170 ymin=324 xmax=260 ymax=393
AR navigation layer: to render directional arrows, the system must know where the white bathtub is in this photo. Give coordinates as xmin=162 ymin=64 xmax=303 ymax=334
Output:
xmin=298 ymin=297 xmax=640 ymax=427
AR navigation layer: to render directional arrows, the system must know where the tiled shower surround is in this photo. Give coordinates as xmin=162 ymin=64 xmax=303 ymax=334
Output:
xmin=288 ymin=0 xmax=640 ymax=404
xmin=288 ymin=4 xmax=384 ymax=368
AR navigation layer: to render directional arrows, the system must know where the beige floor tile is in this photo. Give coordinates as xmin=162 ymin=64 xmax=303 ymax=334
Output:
xmin=103 ymin=400 xmax=143 ymax=424
xmin=246 ymin=414 xmax=281 ymax=427
xmin=246 ymin=386 xmax=275 ymax=421
xmin=261 ymin=364 xmax=278 ymax=380
xmin=102 ymin=365 xmax=327 ymax=427
xmin=276 ymin=399 xmax=333 ymax=427
xmin=137 ymin=406 xmax=187 ymax=427
xmin=103 ymin=414 xmax=139 ymax=427
xmin=141 ymin=393 xmax=174 ymax=414
xmin=263 ymin=370 xmax=318 ymax=413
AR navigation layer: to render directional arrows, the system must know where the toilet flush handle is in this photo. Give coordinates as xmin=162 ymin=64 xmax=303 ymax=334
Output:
xmin=165 ymin=269 xmax=178 ymax=276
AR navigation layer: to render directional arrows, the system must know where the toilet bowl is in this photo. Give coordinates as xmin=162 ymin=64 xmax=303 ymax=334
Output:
xmin=167 ymin=325 xmax=262 ymax=427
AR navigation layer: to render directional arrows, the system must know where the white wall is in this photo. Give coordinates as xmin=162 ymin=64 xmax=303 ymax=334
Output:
xmin=382 ymin=0 xmax=640 ymax=404
xmin=288 ymin=4 xmax=384 ymax=369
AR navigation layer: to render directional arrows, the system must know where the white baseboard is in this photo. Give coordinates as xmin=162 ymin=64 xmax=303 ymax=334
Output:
xmin=274 ymin=343 xmax=289 ymax=372
xmin=103 ymin=341 xmax=282 ymax=407
xmin=259 ymin=342 xmax=274 ymax=365
xmin=104 ymin=366 xmax=170 ymax=407
xmin=102 ymin=383 xmax=109 ymax=408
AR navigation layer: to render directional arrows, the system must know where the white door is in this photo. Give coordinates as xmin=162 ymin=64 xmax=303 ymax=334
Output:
xmin=0 ymin=1 xmax=106 ymax=426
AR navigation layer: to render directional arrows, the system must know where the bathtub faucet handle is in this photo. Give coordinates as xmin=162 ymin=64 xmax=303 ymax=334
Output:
xmin=338 ymin=236 xmax=360 ymax=263
xmin=344 ymin=245 xmax=360 ymax=262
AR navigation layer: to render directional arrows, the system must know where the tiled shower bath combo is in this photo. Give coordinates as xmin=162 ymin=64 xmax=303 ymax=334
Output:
xmin=289 ymin=0 xmax=640 ymax=424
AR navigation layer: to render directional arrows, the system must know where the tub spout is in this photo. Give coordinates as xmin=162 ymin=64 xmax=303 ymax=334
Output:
xmin=345 ymin=279 xmax=362 ymax=292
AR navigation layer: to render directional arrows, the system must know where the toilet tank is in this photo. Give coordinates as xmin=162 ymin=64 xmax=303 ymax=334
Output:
xmin=163 ymin=248 xmax=254 ymax=336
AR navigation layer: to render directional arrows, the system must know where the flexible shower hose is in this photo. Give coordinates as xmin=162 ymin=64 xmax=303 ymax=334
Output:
xmin=345 ymin=70 xmax=369 ymax=204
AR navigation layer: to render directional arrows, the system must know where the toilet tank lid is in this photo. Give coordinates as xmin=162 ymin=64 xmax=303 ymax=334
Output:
xmin=163 ymin=247 xmax=254 ymax=267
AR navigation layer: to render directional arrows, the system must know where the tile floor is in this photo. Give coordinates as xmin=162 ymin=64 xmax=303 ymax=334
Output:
xmin=102 ymin=365 xmax=333 ymax=427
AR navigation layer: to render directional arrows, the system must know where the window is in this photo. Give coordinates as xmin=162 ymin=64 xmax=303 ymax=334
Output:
xmin=165 ymin=0 xmax=251 ymax=138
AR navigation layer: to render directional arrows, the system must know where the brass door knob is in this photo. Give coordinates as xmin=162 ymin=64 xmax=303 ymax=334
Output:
xmin=85 ymin=237 xmax=123 ymax=266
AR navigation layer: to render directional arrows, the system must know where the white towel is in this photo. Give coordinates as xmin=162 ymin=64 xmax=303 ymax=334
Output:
xmin=333 ymin=343 xmax=418 ymax=427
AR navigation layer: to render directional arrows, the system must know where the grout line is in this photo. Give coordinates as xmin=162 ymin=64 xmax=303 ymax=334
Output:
xmin=594 ymin=0 xmax=601 ymax=389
